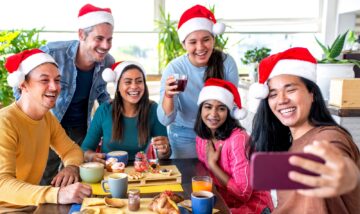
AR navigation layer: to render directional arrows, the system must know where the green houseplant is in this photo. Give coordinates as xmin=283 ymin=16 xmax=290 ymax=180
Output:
xmin=0 ymin=28 xmax=46 ymax=107
xmin=241 ymin=47 xmax=271 ymax=82
xmin=315 ymin=30 xmax=360 ymax=101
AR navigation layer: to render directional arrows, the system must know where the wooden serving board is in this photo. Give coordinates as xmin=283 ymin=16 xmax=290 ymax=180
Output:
xmin=81 ymin=197 xmax=156 ymax=214
xmin=105 ymin=165 xmax=182 ymax=186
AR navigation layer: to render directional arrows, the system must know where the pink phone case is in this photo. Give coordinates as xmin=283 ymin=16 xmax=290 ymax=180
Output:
xmin=250 ymin=152 xmax=325 ymax=190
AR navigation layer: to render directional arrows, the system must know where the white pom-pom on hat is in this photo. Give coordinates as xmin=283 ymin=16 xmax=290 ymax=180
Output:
xmin=7 ymin=71 xmax=25 ymax=88
xmin=102 ymin=68 xmax=116 ymax=83
xmin=213 ymin=22 xmax=225 ymax=35
xmin=249 ymin=82 xmax=269 ymax=100
xmin=232 ymin=107 xmax=247 ymax=120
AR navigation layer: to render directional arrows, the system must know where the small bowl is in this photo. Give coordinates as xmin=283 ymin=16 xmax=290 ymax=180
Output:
xmin=79 ymin=162 xmax=104 ymax=183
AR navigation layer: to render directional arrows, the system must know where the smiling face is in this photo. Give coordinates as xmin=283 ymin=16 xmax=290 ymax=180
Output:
xmin=118 ymin=68 xmax=145 ymax=107
xmin=20 ymin=63 xmax=61 ymax=111
xmin=182 ymin=30 xmax=215 ymax=67
xmin=79 ymin=23 xmax=113 ymax=63
xmin=267 ymin=74 xmax=314 ymax=136
xmin=201 ymin=100 xmax=228 ymax=135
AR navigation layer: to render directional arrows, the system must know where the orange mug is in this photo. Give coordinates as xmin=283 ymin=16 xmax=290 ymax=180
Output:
xmin=192 ymin=176 xmax=212 ymax=192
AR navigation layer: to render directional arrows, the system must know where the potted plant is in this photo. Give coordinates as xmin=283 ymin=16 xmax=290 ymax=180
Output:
xmin=0 ymin=28 xmax=46 ymax=107
xmin=315 ymin=30 xmax=360 ymax=101
xmin=241 ymin=47 xmax=271 ymax=82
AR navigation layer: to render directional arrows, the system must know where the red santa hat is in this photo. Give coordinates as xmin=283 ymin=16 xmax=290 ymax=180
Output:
xmin=5 ymin=49 xmax=57 ymax=87
xmin=177 ymin=4 xmax=226 ymax=42
xmin=198 ymin=78 xmax=247 ymax=120
xmin=102 ymin=61 xmax=146 ymax=88
xmin=78 ymin=4 xmax=114 ymax=29
xmin=249 ymin=47 xmax=317 ymax=99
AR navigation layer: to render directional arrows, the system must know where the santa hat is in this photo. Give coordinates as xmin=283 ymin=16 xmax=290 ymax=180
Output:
xmin=78 ymin=4 xmax=114 ymax=29
xmin=5 ymin=49 xmax=57 ymax=87
xmin=249 ymin=47 xmax=317 ymax=99
xmin=102 ymin=61 xmax=146 ymax=88
xmin=198 ymin=78 xmax=247 ymax=120
xmin=177 ymin=4 xmax=226 ymax=42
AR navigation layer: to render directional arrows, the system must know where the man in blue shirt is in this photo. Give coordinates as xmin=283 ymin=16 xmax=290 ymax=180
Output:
xmin=14 ymin=4 xmax=115 ymax=185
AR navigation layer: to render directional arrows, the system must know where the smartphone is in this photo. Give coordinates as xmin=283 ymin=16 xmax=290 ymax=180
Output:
xmin=250 ymin=152 xmax=325 ymax=190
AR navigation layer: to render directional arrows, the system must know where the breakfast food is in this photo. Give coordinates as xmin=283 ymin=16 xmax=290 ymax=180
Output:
xmin=104 ymin=197 xmax=126 ymax=208
xmin=105 ymin=157 xmax=118 ymax=172
xmin=128 ymin=171 xmax=144 ymax=180
xmin=111 ymin=162 xmax=125 ymax=173
xmin=149 ymin=191 xmax=184 ymax=214
xmin=159 ymin=168 xmax=172 ymax=176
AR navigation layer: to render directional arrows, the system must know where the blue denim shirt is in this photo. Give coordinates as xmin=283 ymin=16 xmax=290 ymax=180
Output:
xmin=13 ymin=40 xmax=115 ymax=126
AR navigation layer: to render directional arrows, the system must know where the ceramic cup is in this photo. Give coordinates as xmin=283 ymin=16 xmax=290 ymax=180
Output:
xmin=191 ymin=191 xmax=216 ymax=214
xmin=79 ymin=162 xmax=104 ymax=183
xmin=101 ymin=173 xmax=128 ymax=198
xmin=106 ymin=151 xmax=129 ymax=166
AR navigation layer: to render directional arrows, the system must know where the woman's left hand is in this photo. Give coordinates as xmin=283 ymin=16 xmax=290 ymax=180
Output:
xmin=288 ymin=140 xmax=360 ymax=197
xmin=152 ymin=136 xmax=171 ymax=158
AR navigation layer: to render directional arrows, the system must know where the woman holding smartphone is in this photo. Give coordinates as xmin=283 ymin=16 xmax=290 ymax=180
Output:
xmin=194 ymin=78 xmax=273 ymax=213
xmin=157 ymin=5 xmax=239 ymax=158
xmin=247 ymin=47 xmax=360 ymax=213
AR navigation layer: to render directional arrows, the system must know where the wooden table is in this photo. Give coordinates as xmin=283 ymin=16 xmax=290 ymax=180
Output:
xmin=34 ymin=159 xmax=230 ymax=214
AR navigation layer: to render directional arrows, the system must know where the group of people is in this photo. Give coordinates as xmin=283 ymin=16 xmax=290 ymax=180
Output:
xmin=0 ymin=3 xmax=359 ymax=214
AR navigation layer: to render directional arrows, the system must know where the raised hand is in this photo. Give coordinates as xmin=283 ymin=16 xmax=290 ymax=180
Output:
xmin=288 ymin=140 xmax=360 ymax=197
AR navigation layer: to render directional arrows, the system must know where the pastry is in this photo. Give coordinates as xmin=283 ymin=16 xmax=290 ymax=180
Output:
xmin=111 ymin=162 xmax=125 ymax=173
xmin=105 ymin=157 xmax=118 ymax=172
xmin=128 ymin=171 xmax=144 ymax=180
xmin=148 ymin=194 xmax=181 ymax=214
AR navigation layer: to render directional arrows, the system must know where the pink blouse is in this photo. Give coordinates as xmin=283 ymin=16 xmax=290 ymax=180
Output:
xmin=196 ymin=128 xmax=274 ymax=214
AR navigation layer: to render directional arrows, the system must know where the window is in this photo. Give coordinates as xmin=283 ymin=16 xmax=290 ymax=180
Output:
xmin=0 ymin=0 xmax=323 ymax=75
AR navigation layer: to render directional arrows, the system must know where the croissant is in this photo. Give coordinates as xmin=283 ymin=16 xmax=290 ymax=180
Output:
xmin=148 ymin=195 xmax=180 ymax=214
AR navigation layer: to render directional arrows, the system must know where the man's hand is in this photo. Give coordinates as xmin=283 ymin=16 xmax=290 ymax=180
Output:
xmin=51 ymin=165 xmax=79 ymax=187
xmin=288 ymin=140 xmax=360 ymax=197
xmin=57 ymin=182 xmax=92 ymax=204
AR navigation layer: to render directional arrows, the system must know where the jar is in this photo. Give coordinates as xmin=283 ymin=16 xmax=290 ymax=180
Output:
xmin=134 ymin=152 xmax=148 ymax=172
xmin=128 ymin=189 xmax=140 ymax=211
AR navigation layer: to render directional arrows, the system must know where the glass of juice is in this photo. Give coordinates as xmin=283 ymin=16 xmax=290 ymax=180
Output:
xmin=170 ymin=73 xmax=188 ymax=92
xmin=192 ymin=176 xmax=213 ymax=192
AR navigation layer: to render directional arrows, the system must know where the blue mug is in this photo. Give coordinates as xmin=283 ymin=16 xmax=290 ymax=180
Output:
xmin=191 ymin=191 xmax=216 ymax=214
xmin=106 ymin=151 xmax=128 ymax=166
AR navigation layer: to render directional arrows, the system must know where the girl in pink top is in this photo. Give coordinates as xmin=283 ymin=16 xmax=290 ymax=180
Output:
xmin=194 ymin=78 xmax=274 ymax=214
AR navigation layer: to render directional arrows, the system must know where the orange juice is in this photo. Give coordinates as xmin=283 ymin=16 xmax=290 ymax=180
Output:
xmin=192 ymin=180 xmax=212 ymax=192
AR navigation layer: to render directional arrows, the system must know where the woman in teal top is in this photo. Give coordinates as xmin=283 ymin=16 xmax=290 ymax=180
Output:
xmin=81 ymin=61 xmax=171 ymax=161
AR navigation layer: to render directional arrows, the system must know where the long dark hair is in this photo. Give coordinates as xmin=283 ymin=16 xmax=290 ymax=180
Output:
xmin=246 ymin=77 xmax=351 ymax=159
xmin=194 ymin=102 xmax=243 ymax=140
xmin=203 ymin=48 xmax=226 ymax=81
xmin=111 ymin=64 xmax=153 ymax=147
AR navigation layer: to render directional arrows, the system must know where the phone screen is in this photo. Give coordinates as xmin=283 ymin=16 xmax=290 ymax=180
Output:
xmin=250 ymin=152 xmax=325 ymax=190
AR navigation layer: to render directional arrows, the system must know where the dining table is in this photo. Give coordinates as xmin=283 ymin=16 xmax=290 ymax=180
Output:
xmin=34 ymin=158 xmax=231 ymax=214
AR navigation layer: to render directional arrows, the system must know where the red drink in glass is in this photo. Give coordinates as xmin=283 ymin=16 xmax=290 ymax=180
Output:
xmin=171 ymin=74 xmax=188 ymax=92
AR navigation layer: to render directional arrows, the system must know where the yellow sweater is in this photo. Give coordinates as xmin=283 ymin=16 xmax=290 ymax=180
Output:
xmin=0 ymin=103 xmax=83 ymax=209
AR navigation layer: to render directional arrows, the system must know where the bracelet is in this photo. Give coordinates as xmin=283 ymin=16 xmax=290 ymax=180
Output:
xmin=165 ymin=93 xmax=174 ymax=99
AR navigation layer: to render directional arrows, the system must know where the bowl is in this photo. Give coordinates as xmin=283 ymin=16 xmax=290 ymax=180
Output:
xmin=79 ymin=162 xmax=104 ymax=183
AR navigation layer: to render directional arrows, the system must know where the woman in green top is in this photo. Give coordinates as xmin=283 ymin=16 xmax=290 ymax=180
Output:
xmin=81 ymin=61 xmax=171 ymax=162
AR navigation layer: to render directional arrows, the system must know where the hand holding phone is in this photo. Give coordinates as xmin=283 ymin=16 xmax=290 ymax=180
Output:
xmin=250 ymin=152 xmax=325 ymax=190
